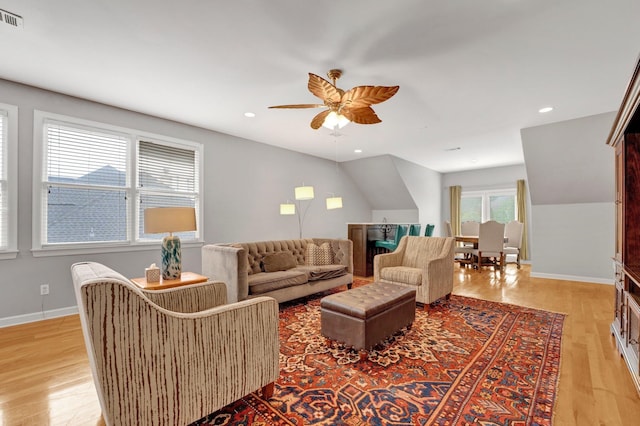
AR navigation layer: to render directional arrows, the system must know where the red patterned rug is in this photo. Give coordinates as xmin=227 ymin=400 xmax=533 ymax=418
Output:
xmin=192 ymin=281 xmax=564 ymax=425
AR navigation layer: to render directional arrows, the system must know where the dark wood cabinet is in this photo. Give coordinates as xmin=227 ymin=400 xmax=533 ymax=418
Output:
xmin=348 ymin=224 xmax=369 ymax=277
xmin=608 ymin=55 xmax=640 ymax=394
xmin=348 ymin=223 xmax=420 ymax=277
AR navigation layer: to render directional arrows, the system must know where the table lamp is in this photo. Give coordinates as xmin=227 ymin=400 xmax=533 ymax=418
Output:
xmin=144 ymin=207 xmax=196 ymax=280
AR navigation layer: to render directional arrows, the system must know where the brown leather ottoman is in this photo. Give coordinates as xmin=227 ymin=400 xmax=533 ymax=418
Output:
xmin=320 ymin=282 xmax=416 ymax=360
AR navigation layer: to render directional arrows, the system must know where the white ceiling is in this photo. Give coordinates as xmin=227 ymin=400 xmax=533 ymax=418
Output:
xmin=1 ymin=0 xmax=639 ymax=173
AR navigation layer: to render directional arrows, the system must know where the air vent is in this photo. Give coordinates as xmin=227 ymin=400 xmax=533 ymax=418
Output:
xmin=0 ymin=9 xmax=23 ymax=29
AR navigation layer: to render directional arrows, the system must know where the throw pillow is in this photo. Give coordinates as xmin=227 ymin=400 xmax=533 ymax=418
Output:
xmin=306 ymin=242 xmax=334 ymax=265
xmin=261 ymin=252 xmax=297 ymax=272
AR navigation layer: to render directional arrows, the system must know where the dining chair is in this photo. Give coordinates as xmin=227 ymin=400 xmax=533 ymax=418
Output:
xmin=461 ymin=221 xmax=480 ymax=236
xmin=409 ymin=224 xmax=422 ymax=236
xmin=471 ymin=220 xmax=505 ymax=271
xmin=375 ymin=224 xmax=409 ymax=253
xmin=503 ymin=220 xmax=524 ymax=268
xmin=447 ymin=220 xmax=473 ymax=265
xmin=424 ymin=224 xmax=435 ymax=236
xmin=444 ymin=221 xmax=453 ymax=237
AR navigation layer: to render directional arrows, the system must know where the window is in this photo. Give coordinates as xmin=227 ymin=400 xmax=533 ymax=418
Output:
xmin=34 ymin=111 xmax=202 ymax=255
xmin=461 ymin=189 xmax=516 ymax=224
xmin=0 ymin=103 xmax=18 ymax=259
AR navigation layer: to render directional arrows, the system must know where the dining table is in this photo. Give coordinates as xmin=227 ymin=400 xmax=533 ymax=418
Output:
xmin=454 ymin=235 xmax=508 ymax=248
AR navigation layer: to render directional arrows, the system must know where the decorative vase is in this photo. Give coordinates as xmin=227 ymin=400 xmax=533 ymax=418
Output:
xmin=161 ymin=235 xmax=182 ymax=280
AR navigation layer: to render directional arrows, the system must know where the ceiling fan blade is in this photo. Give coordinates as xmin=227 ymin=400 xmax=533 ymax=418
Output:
xmin=342 ymin=106 xmax=382 ymax=125
xmin=310 ymin=110 xmax=331 ymax=129
xmin=308 ymin=73 xmax=343 ymax=103
xmin=341 ymin=85 xmax=399 ymax=109
xmin=269 ymin=104 xmax=325 ymax=109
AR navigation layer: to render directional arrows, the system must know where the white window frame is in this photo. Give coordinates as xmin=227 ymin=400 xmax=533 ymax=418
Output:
xmin=32 ymin=110 xmax=203 ymax=257
xmin=0 ymin=103 xmax=18 ymax=260
xmin=461 ymin=188 xmax=517 ymax=223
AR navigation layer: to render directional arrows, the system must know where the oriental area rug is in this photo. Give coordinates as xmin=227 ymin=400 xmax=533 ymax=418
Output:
xmin=193 ymin=282 xmax=564 ymax=425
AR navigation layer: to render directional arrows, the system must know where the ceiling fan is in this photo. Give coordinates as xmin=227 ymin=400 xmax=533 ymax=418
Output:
xmin=269 ymin=69 xmax=399 ymax=130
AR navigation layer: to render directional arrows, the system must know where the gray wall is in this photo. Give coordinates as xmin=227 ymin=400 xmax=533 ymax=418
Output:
xmin=521 ymin=112 xmax=616 ymax=282
xmin=0 ymin=79 xmax=372 ymax=325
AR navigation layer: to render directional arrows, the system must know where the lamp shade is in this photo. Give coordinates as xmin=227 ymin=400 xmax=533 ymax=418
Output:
xmin=326 ymin=196 xmax=343 ymax=210
xmin=295 ymin=186 xmax=314 ymax=200
xmin=280 ymin=203 xmax=296 ymax=215
xmin=144 ymin=207 xmax=196 ymax=234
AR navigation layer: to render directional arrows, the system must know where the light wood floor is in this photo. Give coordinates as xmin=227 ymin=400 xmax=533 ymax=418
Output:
xmin=0 ymin=264 xmax=639 ymax=425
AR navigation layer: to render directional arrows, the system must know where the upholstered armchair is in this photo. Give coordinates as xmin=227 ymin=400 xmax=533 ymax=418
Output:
xmin=71 ymin=262 xmax=280 ymax=426
xmin=374 ymin=236 xmax=455 ymax=308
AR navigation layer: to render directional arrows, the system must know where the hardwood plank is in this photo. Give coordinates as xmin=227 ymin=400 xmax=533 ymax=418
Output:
xmin=0 ymin=264 xmax=638 ymax=425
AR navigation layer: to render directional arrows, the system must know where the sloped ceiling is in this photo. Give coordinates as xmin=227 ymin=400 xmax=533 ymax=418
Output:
xmin=341 ymin=156 xmax=417 ymax=210
xmin=521 ymin=112 xmax=615 ymax=205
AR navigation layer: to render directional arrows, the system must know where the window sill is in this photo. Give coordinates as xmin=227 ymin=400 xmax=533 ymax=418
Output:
xmin=0 ymin=250 xmax=19 ymax=260
xmin=31 ymin=241 xmax=204 ymax=258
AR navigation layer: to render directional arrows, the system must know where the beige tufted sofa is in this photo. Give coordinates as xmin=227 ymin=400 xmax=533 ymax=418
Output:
xmin=202 ymin=238 xmax=353 ymax=303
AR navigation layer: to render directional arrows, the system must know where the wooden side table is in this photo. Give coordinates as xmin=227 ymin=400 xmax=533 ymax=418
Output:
xmin=130 ymin=272 xmax=208 ymax=290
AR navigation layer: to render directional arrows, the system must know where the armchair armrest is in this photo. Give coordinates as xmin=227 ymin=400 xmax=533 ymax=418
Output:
xmin=202 ymin=244 xmax=248 ymax=303
xmin=142 ymin=280 xmax=227 ymax=313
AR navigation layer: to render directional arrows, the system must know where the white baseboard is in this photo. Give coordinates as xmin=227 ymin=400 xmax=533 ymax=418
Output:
xmin=0 ymin=306 xmax=78 ymax=328
xmin=529 ymin=272 xmax=613 ymax=285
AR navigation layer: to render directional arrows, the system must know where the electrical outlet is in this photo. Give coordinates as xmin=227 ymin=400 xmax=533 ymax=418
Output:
xmin=40 ymin=284 xmax=49 ymax=295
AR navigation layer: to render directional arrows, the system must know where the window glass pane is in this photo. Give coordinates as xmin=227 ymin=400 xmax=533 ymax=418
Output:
xmin=45 ymin=121 xmax=127 ymax=187
xmin=46 ymin=186 xmax=127 ymax=243
xmin=138 ymin=194 xmax=197 ymax=240
xmin=461 ymin=196 xmax=482 ymax=222
xmin=489 ymin=195 xmax=515 ymax=223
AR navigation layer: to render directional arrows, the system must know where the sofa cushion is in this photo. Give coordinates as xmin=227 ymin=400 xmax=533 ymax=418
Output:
xmin=306 ymin=242 xmax=334 ymax=265
xmin=380 ymin=266 xmax=422 ymax=286
xmin=293 ymin=264 xmax=348 ymax=281
xmin=248 ymin=270 xmax=308 ymax=295
xmin=261 ymin=252 xmax=297 ymax=272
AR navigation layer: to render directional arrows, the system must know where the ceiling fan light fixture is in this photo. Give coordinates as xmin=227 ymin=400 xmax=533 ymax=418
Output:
xmin=322 ymin=111 xmax=350 ymax=130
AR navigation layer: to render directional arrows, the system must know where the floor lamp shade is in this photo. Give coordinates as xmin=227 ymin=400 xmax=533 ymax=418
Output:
xmin=326 ymin=196 xmax=343 ymax=210
xmin=144 ymin=207 xmax=196 ymax=280
xmin=295 ymin=186 xmax=314 ymax=200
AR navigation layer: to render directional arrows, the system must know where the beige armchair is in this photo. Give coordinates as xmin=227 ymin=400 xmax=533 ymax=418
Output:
xmin=373 ymin=236 xmax=455 ymax=308
xmin=71 ymin=262 xmax=280 ymax=426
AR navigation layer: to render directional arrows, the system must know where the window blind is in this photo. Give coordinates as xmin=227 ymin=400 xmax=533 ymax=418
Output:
xmin=138 ymin=140 xmax=197 ymax=192
xmin=45 ymin=121 xmax=128 ymax=186
xmin=138 ymin=140 xmax=199 ymax=240
xmin=43 ymin=120 xmax=129 ymax=244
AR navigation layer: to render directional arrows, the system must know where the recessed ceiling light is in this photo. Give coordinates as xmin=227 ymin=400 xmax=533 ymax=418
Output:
xmin=354 ymin=149 xmax=362 ymax=153
xmin=244 ymin=112 xmax=256 ymax=118
xmin=444 ymin=147 xmax=461 ymax=151
xmin=538 ymin=107 xmax=553 ymax=113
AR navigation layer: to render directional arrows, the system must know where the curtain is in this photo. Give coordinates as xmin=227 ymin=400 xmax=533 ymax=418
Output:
xmin=449 ymin=185 xmax=462 ymax=237
xmin=517 ymin=179 xmax=529 ymax=260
